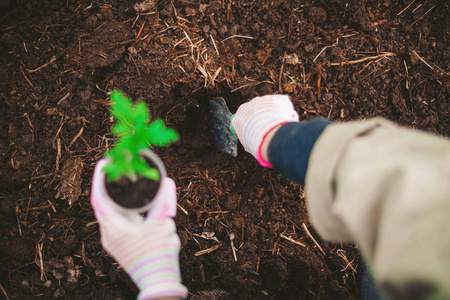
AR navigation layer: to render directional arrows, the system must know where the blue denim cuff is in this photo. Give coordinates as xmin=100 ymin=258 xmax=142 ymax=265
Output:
xmin=268 ymin=119 xmax=332 ymax=185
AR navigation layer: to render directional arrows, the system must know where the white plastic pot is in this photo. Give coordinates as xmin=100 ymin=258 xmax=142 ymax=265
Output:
xmin=92 ymin=149 xmax=167 ymax=218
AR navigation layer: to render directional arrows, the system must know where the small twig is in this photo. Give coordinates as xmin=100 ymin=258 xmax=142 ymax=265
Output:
xmin=404 ymin=60 xmax=410 ymax=89
xmin=23 ymin=113 xmax=35 ymax=144
xmin=47 ymin=200 xmax=57 ymax=213
xmin=337 ymin=249 xmax=357 ymax=273
xmin=81 ymin=241 xmax=86 ymax=265
xmin=0 ymin=282 xmax=10 ymax=300
xmin=86 ymin=220 xmax=99 ymax=227
xmin=361 ymin=66 xmax=381 ymax=81
xmin=69 ymin=126 xmax=84 ymax=147
xmin=193 ymin=232 xmax=220 ymax=243
xmin=177 ymin=203 xmax=188 ymax=215
xmin=36 ymin=24 xmax=64 ymax=45
xmin=210 ymin=67 xmax=222 ymax=86
xmin=210 ymin=34 xmax=220 ymax=56
xmin=57 ymin=92 xmax=71 ymax=105
xmin=27 ymin=204 xmax=53 ymax=211
xmin=327 ymin=104 xmax=334 ymax=119
xmin=64 ymin=218 xmax=76 ymax=239
xmin=330 ymin=52 xmax=395 ymax=66
xmin=411 ymin=4 xmax=422 ymax=14
xmin=38 ymin=243 xmax=45 ymax=281
xmin=129 ymin=54 xmax=141 ymax=77
xmin=56 ymin=138 xmax=61 ymax=171
xmin=280 ymin=234 xmax=305 ymax=247
xmin=397 ymin=0 xmax=416 ymax=16
xmin=229 ymin=233 xmax=237 ymax=262
xmin=173 ymin=37 xmax=187 ymax=48
xmin=26 ymin=56 xmax=56 ymax=73
xmin=411 ymin=50 xmax=444 ymax=73
xmin=131 ymin=15 xmax=140 ymax=28
xmin=278 ymin=52 xmax=286 ymax=93
xmin=15 ymin=207 xmax=22 ymax=236
xmin=20 ymin=66 xmax=33 ymax=86
xmin=194 ymin=244 xmax=221 ymax=256
xmin=135 ymin=21 xmax=146 ymax=41
xmin=302 ymin=223 xmax=325 ymax=256
xmin=222 ymin=35 xmax=254 ymax=42
xmin=207 ymin=209 xmax=230 ymax=214
xmin=411 ymin=5 xmax=436 ymax=26
xmin=231 ymin=80 xmax=274 ymax=93
xmin=313 ymin=33 xmax=358 ymax=62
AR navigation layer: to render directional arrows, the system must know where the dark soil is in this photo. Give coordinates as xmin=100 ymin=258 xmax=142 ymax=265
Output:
xmin=0 ymin=0 xmax=448 ymax=299
xmin=106 ymin=157 xmax=161 ymax=208
xmin=106 ymin=175 xmax=160 ymax=209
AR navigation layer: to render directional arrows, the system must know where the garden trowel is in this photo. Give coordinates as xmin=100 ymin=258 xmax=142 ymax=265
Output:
xmin=208 ymin=98 xmax=238 ymax=157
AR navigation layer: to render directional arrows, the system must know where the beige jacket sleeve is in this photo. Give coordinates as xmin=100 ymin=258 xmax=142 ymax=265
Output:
xmin=305 ymin=118 xmax=450 ymax=299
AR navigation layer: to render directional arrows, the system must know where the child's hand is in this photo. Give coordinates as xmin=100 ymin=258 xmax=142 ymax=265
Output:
xmin=231 ymin=95 xmax=299 ymax=167
xmin=90 ymin=160 xmax=188 ymax=300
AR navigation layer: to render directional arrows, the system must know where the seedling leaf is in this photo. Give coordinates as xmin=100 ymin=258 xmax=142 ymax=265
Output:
xmin=103 ymin=90 xmax=178 ymax=182
xmin=145 ymin=119 xmax=180 ymax=146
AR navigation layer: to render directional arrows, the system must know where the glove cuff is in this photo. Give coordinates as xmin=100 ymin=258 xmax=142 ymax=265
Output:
xmin=255 ymin=121 xmax=289 ymax=168
xmin=138 ymin=282 xmax=188 ymax=300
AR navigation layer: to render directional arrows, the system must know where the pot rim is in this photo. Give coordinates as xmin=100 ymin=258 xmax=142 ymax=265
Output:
xmin=99 ymin=149 xmax=167 ymax=214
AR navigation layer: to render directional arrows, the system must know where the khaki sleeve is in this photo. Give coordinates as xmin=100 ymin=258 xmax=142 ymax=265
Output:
xmin=305 ymin=118 xmax=450 ymax=299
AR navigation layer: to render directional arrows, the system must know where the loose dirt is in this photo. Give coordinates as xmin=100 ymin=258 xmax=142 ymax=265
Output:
xmin=0 ymin=0 xmax=448 ymax=299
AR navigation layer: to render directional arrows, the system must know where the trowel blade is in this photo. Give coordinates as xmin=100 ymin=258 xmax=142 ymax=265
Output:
xmin=209 ymin=98 xmax=238 ymax=157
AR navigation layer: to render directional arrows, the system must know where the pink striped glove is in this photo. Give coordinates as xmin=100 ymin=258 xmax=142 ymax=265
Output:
xmin=91 ymin=160 xmax=188 ymax=300
xmin=231 ymin=95 xmax=299 ymax=167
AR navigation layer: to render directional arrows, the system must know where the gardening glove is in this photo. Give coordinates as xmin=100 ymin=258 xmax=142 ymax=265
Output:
xmin=231 ymin=95 xmax=299 ymax=167
xmin=91 ymin=159 xmax=188 ymax=300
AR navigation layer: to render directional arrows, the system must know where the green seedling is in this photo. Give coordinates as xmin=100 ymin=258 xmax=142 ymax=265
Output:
xmin=103 ymin=90 xmax=179 ymax=182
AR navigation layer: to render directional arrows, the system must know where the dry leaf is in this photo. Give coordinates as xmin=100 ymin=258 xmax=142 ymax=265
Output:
xmin=285 ymin=53 xmax=301 ymax=65
xmin=56 ymin=157 xmax=83 ymax=205
xmin=194 ymin=231 xmax=220 ymax=243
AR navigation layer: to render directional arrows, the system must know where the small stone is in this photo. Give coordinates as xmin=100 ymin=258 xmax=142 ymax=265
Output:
xmin=218 ymin=25 xmax=228 ymax=36
xmin=202 ymin=24 xmax=210 ymax=33
xmin=185 ymin=7 xmax=196 ymax=16
xmin=230 ymin=24 xmax=239 ymax=35
xmin=128 ymin=46 xmax=138 ymax=57
xmin=224 ymin=196 xmax=238 ymax=210
xmin=243 ymin=242 xmax=258 ymax=252
xmin=52 ymin=271 xmax=65 ymax=280
xmin=64 ymin=235 xmax=78 ymax=249
xmin=304 ymin=44 xmax=314 ymax=53
xmin=351 ymin=87 xmax=359 ymax=96
xmin=21 ymin=280 xmax=30 ymax=288
xmin=184 ymin=60 xmax=193 ymax=72
xmin=285 ymin=53 xmax=300 ymax=65
xmin=308 ymin=6 xmax=327 ymax=24
xmin=67 ymin=275 xmax=78 ymax=284
xmin=159 ymin=36 xmax=172 ymax=44
xmin=54 ymin=287 xmax=65 ymax=298
xmin=79 ymin=89 xmax=92 ymax=102
xmin=8 ymin=123 xmax=18 ymax=138
xmin=199 ymin=4 xmax=207 ymax=13
xmin=133 ymin=0 xmax=157 ymax=13
xmin=323 ymin=93 xmax=333 ymax=101
xmin=283 ymin=83 xmax=296 ymax=93
xmin=44 ymin=280 xmax=52 ymax=288
xmin=84 ymin=15 xmax=97 ymax=28
xmin=46 ymin=108 xmax=59 ymax=116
